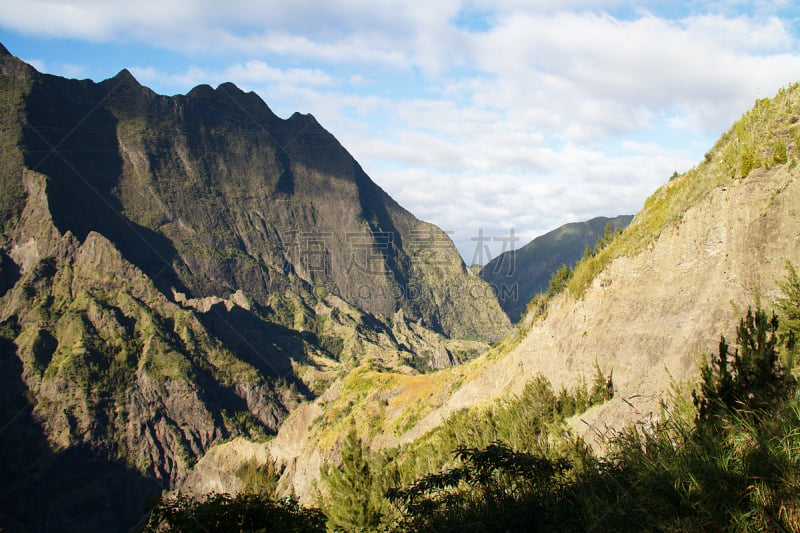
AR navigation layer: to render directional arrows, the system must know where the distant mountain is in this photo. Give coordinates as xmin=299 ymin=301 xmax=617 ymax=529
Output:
xmin=479 ymin=215 xmax=633 ymax=322
xmin=0 ymin=45 xmax=508 ymax=532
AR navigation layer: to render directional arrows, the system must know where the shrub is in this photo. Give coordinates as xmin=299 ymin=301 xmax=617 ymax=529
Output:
xmin=546 ymin=264 xmax=571 ymax=299
xmin=387 ymin=442 xmax=576 ymax=532
xmin=141 ymin=492 xmax=325 ymax=533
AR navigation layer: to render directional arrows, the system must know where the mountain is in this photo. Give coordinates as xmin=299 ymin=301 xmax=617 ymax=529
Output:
xmin=377 ymin=84 xmax=800 ymax=450
xmin=242 ymin=83 xmax=800 ymax=504
xmin=8 ymin=39 xmax=800 ymax=530
xmin=0 ymin=46 xmax=509 ymax=532
xmin=479 ymin=215 xmax=633 ymax=322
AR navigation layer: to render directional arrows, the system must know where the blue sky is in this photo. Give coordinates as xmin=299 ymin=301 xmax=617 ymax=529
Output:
xmin=2 ymin=1 xmax=800 ymax=262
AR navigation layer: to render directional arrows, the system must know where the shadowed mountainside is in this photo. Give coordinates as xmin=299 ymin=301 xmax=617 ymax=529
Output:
xmin=0 ymin=45 xmax=508 ymax=532
xmin=17 ymin=57 xmax=508 ymax=342
xmin=479 ymin=215 xmax=633 ymax=322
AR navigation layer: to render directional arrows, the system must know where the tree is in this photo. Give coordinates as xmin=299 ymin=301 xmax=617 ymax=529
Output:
xmin=387 ymin=441 xmax=574 ymax=532
xmin=776 ymin=260 xmax=800 ymax=366
xmin=320 ymin=430 xmax=380 ymax=531
xmin=693 ymin=307 xmax=795 ymax=426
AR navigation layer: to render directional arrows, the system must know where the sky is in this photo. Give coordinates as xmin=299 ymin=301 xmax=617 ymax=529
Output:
xmin=2 ymin=1 xmax=800 ymax=263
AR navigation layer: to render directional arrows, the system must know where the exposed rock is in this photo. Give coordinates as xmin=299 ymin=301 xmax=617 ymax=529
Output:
xmin=429 ymin=345 xmax=456 ymax=369
xmin=0 ymin=46 xmax=508 ymax=530
xmin=404 ymin=162 xmax=800 ymax=452
xmin=181 ymin=437 xmax=272 ymax=496
xmin=13 ymin=48 xmax=507 ymax=341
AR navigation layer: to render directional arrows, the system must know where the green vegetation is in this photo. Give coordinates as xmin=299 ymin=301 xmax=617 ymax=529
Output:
xmin=557 ymin=361 xmax=613 ymax=417
xmin=561 ymin=83 xmax=800 ymax=299
xmin=320 ymin=430 xmax=384 ymax=531
xmin=316 ymin=369 xmax=611 ymax=530
xmin=379 ymin=304 xmax=799 ymax=532
xmin=386 ymin=442 xmax=574 ymax=532
xmin=566 ymin=222 xmax=626 ymax=298
xmin=693 ymin=308 xmax=795 ymax=426
xmin=157 ymin=263 xmax=800 ymax=531
xmin=235 ymin=456 xmax=280 ymax=496
xmin=5 ymin=251 xmax=298 ymax=484
xmin=545 ymin=263 xmax=571 ymax=299
xmin=228 ymin=412 xmax=273 ymax=442
xmin=141 ymin=492 xmax=325 ymax=532
xmin=776 ymin=260 xmax=800 ymax=365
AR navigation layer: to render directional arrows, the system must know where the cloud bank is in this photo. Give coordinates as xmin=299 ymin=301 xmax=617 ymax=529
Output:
xmin=2 ymin=1 xmax=799 ymax=259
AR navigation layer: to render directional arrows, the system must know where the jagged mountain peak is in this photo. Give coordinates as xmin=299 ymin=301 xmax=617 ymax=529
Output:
xmin=7 ymin=49 xmax=509 ymax=339
xmin=110 ymin=67 xmax=139 ymax=85
xmin=288 ymin=110 xmax=319 ymax=124
xmin=0 ymin=48 xmax=507 ymax=531
xmin=185 ymin=82 xmax=215 ymax=97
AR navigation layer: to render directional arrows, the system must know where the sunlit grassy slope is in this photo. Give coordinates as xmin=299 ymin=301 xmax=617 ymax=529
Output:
xmin=569 ymin=83 xmax=800 ymax=298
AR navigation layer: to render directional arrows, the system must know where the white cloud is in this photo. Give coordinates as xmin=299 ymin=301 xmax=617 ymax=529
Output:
xmin=21 ymin=57 xmax=45 ymax=72
xmin=59 ymin=62 xmax=89 ymax=78
xmin=226 ymin=61 xmax=332 ymax=86
xmin=131 ymin=62 xmax=332 ymax=95
xmin=0 ymin=1 xmax=117 ymax=40
xmin=682 ymin=14 xmax=793 ymax=53
xmin=5 ymin=2 xmax=800 ymax=260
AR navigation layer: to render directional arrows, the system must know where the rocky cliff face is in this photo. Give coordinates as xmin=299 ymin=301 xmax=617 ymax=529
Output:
xmin=402 ymin=85 xmax=800 ymax=450
xmin=0 ymin=46 xmax=508 ymax=532
xmin=16 ymin=51 xmax=507 ymax=342
xmin=1 ymin=169 xmax=301 ymax=530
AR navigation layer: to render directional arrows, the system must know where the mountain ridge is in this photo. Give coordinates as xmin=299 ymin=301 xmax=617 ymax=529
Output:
xmin=8 ymin=43 xmax=800 ymax=531
xmin=480 ymin=214 xmax=633 ymax=322
xmin=11 ymin=47 xmax=509 ymax=340
xmin=0 ymin=46 xmax=508 ymax=532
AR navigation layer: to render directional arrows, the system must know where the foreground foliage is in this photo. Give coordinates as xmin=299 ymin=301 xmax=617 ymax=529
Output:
xmin=316 ymin=365 xmax=611 ymax=530
xmin=693 ymin=307 xmax=795 ymax=426
xmin=386 ymin=442 xmax=576 ymax=532
xmin=144 ymin=263 xmax=800 ymax=531
xmin=141 ymin=492 xmax=325 ymax=533
xmin=381 ymin=304 xmax=799 ymax=532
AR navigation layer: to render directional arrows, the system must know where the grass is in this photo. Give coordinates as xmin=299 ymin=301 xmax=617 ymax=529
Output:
xmin=566 ymin=82 xmax=800 ymax=299
xmin=313 ymin=362 xmax=477 ymax=449
xmin=313 ymin=371 xmax=612 ymax=531
xmin=373 ymin=336 xmax=800 ymax=532
xmin=581 ymin=394 xmax=800 ymax=532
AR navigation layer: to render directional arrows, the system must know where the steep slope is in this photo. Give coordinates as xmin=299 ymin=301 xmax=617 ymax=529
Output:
xmin=0 ymin=168 xmax=304 ymax=531
xmin=404 ymin=84 xmax=800 ymax=449
xmin=0 ymin=46 xmax=508 ymax=531
xmin=480 ymin=215 xmax=633 ymax=322
xmin=16 ymin=49 xmax=507 ymax=342
xmin=239 ymin=83 xmax=800 ymax=502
